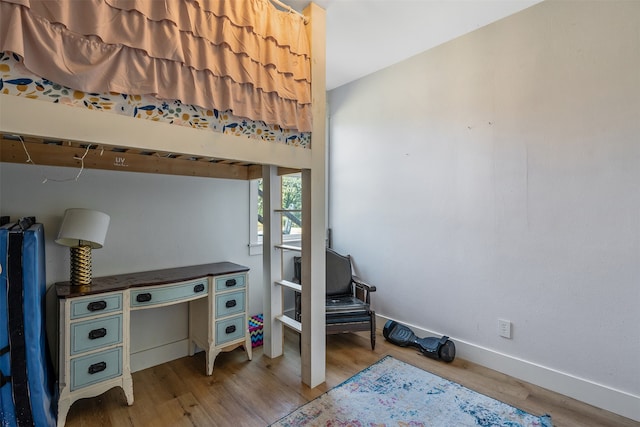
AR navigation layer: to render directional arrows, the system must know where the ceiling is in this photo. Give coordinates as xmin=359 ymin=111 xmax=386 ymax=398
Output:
xmin=286 ymin=0 xmax=543 ymax=90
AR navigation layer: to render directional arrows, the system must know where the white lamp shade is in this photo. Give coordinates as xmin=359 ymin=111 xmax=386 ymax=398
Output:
xmin=56 ymin=208 xmax=110 ymax=249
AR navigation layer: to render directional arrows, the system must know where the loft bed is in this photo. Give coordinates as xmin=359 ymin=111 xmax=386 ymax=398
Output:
xmin=0 ymin=47 xmax=310 ymax=179
xmin=0 ymin=0 xmax=327 ymax=388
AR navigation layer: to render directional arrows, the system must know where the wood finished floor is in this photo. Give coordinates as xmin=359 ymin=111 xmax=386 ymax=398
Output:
xmin=63 ymin=330 xmax=638 ymax=427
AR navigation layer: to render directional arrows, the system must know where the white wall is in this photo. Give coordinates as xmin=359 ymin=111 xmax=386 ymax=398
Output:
xmin=0 ymin=162 xmax=264 ymax=368
xmin=328 ymin=0 xmax=639 ymax=421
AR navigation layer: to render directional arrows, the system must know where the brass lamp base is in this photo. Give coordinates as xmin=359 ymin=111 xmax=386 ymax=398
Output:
xmin=70 ymin=245 xmax=92 ymax=286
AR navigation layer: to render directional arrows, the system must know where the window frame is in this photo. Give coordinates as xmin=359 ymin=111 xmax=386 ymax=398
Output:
xmin=249 ymin=173 xmax=302 ymax=256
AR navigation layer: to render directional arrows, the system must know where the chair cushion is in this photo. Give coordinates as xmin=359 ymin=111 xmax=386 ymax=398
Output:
xmin=326 ymin=313 xmax=372 ymax=325
xmin=326 ymin=295 xmax=369 ymax=314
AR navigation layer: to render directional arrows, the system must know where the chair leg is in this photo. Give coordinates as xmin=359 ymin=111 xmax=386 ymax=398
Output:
xmin=370 ymin=313 xmax=376 ymax=350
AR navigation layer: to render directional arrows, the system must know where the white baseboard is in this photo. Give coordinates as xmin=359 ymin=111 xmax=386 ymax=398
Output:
xmin=377 ymin=314 xmax=640 ymax=422
xmin=130 ymin=339 xmax=192 ymax=373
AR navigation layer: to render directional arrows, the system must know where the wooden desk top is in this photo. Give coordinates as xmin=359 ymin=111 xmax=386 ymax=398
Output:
xmin=55 ymin=262 xmax=249 ymax=299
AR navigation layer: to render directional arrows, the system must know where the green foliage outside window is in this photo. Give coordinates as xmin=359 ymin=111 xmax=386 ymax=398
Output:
xmin=257 ymin=174 xmax=302 ymax=236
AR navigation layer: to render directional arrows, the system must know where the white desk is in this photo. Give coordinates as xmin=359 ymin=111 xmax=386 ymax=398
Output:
xmin=54 ymin=262 xmax=251 ymax=427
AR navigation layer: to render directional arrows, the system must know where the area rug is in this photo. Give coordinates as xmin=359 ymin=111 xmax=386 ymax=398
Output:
xmin=270 ymin=356 xmax=552 ymax=426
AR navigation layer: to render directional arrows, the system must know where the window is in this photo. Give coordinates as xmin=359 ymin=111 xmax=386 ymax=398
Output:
xmin=249 ymin=172 xmax=302 ymax=255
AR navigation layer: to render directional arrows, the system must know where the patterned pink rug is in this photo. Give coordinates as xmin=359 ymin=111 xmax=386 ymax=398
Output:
xmin=270 ymin=356 xmax=552 ymax=426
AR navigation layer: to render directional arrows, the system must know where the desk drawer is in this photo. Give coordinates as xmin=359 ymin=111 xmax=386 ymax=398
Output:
xmin=131 ymin=279 xmax=208 ymax=308
xmin=215 ymin=274 xmax=246 ymax=292
xmin=71 ymin=314 xmax=123 ymax=355
xmin=71 ymin=347 xmax=122 ymax=391
xmin=215 ymin=291 xmax=245 ymax=319
xmin=70 ymin=293 xmax=122 ymax=320
xmin=215 ymin=315 xmax=246 ymax=346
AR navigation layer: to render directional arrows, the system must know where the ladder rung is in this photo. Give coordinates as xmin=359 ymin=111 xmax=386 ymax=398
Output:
xmin=274 ymin=209 xmax=302 ymax=213
xmin=275 ymin=280 xmax=302 ymax=292
xmin=276 ymin=314 xmax=302 ymax=333
xmin=274 ymin=244 xmax=301 ymax=251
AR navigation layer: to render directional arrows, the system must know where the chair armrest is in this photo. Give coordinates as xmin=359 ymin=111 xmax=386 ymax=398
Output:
xmin=353 ymin=276 xmax=376 ymax=292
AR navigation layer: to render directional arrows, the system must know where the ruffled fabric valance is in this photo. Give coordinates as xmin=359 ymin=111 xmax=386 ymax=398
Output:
xmin=0 ymin=0 xmax=312 ymax=131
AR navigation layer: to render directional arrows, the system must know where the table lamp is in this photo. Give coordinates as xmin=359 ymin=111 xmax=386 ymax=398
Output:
xmin=55 ymin=208 xmax=110 ymax=286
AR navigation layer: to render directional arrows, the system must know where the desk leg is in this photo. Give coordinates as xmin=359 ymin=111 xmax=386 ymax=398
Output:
xmin=122 ymin=375 xmax=134 ymax=405
xmin=245 ymin=332 xmax=253 ymax=361
xmin=57 ymin=396 xmax=70 ymax=427
xmin=206 ymin=347 xmax=222 ymax=376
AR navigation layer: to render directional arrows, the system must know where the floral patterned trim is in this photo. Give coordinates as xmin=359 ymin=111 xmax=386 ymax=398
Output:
xmin=0 ymin=52 xmax=310 ymax=148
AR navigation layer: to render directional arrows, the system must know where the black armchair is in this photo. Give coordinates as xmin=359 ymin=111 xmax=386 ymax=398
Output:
xmin=294 ymin=248 xmax=377 ymax=350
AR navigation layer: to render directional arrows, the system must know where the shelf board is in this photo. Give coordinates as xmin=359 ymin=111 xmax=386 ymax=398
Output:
xmin=274 ymin=244 xmax=301 ymax=251
xmin=273 ymin=209 xmax=302 ymax=213
xmin=276 ymin=314 xmax=302 ymax=333
xmin=275 ymin=280 xmax=302 ymax=292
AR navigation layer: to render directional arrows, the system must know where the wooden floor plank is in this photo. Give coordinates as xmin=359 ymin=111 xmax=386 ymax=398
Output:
xmin=62 ymin=330 xmax=639 ymax=427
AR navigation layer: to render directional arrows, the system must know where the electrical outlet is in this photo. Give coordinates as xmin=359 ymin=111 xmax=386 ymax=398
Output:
xmin=498 ymin=319 xmax=512 ymax=339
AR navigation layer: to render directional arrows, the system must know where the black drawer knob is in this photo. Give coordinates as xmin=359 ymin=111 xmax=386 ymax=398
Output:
xmin=88 ymin=362 xmax=107 ymax=375
xmin=225 ymin=279 xmax=237 ymax=287
xmin=225 ymin=325 xmax=236 ymax=334
xmin=193 ymin=283 xmax=205 ymax=293
xmin=225 ymin=300 xmax=237 ymax=308
xmin=87 ymin=300 xmax=107 ymax=312
xmin=88 ymin=328 xmax=107 ymax=340
xmin=136 ymin=293 xmax=152 ymax=303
